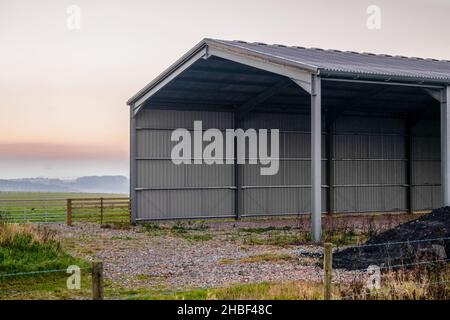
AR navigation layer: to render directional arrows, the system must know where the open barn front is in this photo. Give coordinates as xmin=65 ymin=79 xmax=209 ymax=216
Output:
xmin=127 ymin=39 xmax=450 ymax=241
xmin=132 ymin=81 xmax=441 ymax=218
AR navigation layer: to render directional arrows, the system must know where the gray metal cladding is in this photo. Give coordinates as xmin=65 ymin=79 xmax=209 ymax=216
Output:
xmin=136 ymin=130 xmax=173 ymax=158
xmin=240 ymin=160 xmax=327 ymax=186
xmin=334 ymin=160 xmax=406 ymax=185
xmin=134 ymin=108 xmax=442 ymax=220
xmin=136 ymin=109 xmax=234 ymax=129
xmin=334 ymin=117 xmax=405 ymax=134
xmin=241 ymin=188 xmax=327 ymax=216
xmin=137 ymin=161 xmax=234 ymax=188
xmin=282 ymin=132 xmax=327 ymax=158
xmin=333 ymin=135 xmax=406 ymax=159
xmin=137 ymin=189 xmax=234 ymax=219
xmin=412 ymin=136 xmax=440 ymax=160
xmin=241 ymin=112 xmax=310 ymax=131
xmin=334 ymin=186 xmax=407 ymax=212
xmin=135 ymin=108 xmax=235 ymax=219
xmin=412 ymin=161 xmax=440 ymax=185
xmin=412 ymin=186 xmax=441 ymax=211
xmin=411 ymin=119 xmax=441 ymax=211
xmin=331 ymin=116 xmax=408 ymax=213
xmin=238 ymin=112 xmax=326 ymax=216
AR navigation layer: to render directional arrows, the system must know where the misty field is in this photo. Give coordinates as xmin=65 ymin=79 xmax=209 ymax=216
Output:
xmin=0 ymin=192 xmax=128 ymax=223
xmin=0 ymin=191 xmax=126 ymax=200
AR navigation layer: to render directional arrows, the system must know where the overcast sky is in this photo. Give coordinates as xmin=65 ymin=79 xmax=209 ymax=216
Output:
xmin=1 ymin=0 xmax=449 ymax=178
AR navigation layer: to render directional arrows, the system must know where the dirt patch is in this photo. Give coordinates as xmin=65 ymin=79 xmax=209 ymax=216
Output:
xmin=333 ymin=207 xmax=450 ymax=270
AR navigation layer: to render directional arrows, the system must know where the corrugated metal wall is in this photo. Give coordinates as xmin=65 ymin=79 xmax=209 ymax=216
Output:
xmin=135 ymin=109 xmax=235 ymax=219
xmin=134 ymin=109 xmax=441 ymax=220
xmin=240 ymin=112 xmax=326 ymax=216
xmin=332 ymin=116 xmax=408 ymax=213
xmin=411 ymin=119 xmax=441 ymax=210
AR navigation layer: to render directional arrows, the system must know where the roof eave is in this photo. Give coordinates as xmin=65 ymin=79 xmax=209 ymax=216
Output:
xmin=320 ymin=70 xmax=450 ymax=87
xmin=127 ymin=38 xmax=321 ymax=108
xmin=126 ymin=39 xmax=208 ymax=106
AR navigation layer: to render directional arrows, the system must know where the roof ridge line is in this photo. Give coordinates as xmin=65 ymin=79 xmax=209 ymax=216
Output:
xmin=216 ymin=39 xmax=450 ymax=63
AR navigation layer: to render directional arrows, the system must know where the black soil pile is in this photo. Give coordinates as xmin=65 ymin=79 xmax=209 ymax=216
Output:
xmin=333 ymin=207 xmax=450 ymax=270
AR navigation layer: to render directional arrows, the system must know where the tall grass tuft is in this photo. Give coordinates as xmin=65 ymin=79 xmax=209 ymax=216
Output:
xmin=339 ymin=265 xmax=450 ymax=300
xmin=0 ymin=223 xmax=86 ymax=274
xmin=0 ymin=223 xmax=55 ymax=246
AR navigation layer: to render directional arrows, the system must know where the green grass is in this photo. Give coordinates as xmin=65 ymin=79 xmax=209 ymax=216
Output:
xmin=238 ymin=226 xmax=291 ymax=233
xmin=0 ymin=192 xmax=129 ymax=224
xmin=0 ymin=271 xmax=93 ymax=300
xmin=322 ymin=229 xmax=368 ymax=246
xmin=0 ymin=235 xmax=86 ymax=273
xmin=0 ymin=225 xmax=88 ymax=274
xmin=112 ymin=266 xmax=450 ymax=300
xmin=219 ymin=253 xmax=294 ymax=265
xmin=110 ymin=236 xmax=134 ymax=241
xmin=0 ymin=223 xmax=91 ymax=300
xmin=114 ymin=281 xmax=325 ymax=300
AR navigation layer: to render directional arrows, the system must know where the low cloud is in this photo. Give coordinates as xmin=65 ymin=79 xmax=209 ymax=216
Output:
xmin=0 ymin=143 xmax=128 ymax=161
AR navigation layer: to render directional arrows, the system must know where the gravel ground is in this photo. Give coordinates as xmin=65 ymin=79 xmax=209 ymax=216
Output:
xmin=48 ymin=215 xmax=418 ymax=290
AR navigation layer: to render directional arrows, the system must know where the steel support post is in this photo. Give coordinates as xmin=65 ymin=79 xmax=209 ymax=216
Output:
xmin=234 ymin=112 xmax=241 ymax=220
xmin=326 ymin=115 xmax=334 ymax=215
xmin=442 ymin=86 xmax=450 ymax=206
xmin=130 ymin=107 xmax=138 ymax=223
xmin=311 ymin=75 xmax=322 ymax=242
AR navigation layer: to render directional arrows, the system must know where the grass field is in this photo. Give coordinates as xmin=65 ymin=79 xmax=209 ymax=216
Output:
xmin=0 ymin=192 xmax=129 ymax=224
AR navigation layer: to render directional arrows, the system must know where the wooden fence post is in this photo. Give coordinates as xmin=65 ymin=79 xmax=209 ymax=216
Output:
xmin=92 ymin=261 xmax=104 ymax=300
xmin=67 ymin=199 xmax=72 ymax=226
xmin=323 ymin=242 xmax=333 ymax=300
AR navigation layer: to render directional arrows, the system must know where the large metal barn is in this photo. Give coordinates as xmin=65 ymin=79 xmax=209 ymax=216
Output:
xmin=127 ymin=39 xmax=450 ymax=241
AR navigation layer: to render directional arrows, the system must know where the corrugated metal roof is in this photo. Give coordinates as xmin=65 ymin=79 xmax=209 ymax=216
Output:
xmin=209 ymin=39 xmax=450 ymax=82
xmin=128 ymin=38 xmax=450 ymax=106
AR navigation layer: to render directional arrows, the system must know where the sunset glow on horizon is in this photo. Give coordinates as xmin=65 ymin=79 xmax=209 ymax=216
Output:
xmin=1 ymin=0 xmax=450 ymax=179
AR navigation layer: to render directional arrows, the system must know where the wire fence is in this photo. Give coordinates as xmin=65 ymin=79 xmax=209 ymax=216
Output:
xmin=0 ymin=197 xmax=131 ymax=225
xmin=0 ymin=264 xmax=99 ymax=300
xmin=343 ymin=236 xmax=450 ymax=248
xmin=0 ymin=237 xmax=448 ymax=300
xmin=0 ymin=199 xmax=68 ymax=223
xmin=0 ymin=268 xmax=79 ymax=278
